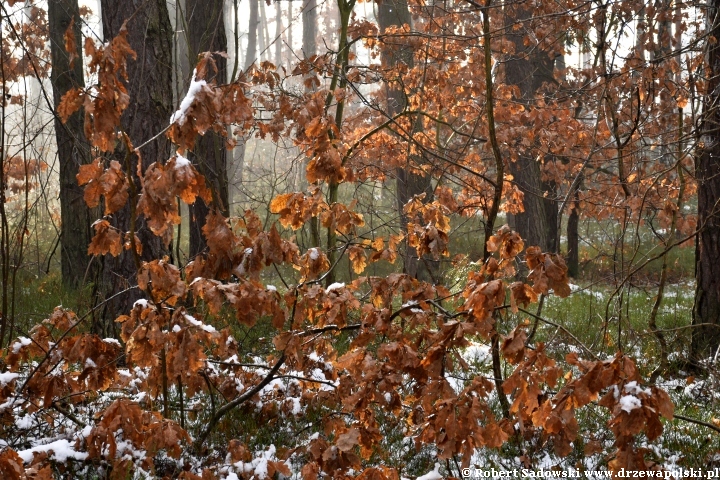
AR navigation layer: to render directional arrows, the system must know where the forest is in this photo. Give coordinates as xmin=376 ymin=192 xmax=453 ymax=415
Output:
xmin=0 ymin=0 xmax=718 ymax=478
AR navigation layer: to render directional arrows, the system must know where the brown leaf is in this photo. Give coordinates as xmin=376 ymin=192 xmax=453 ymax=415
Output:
xmin=137 ymin=260 xmax=187 ymax=305
xmin=58 ymin=88 xmax=84 ymax=123
xmin=301 ymin=462 xmax=320 ymax=480
xmin=299 ymin=248 xmax=330 ymax=281
xmin=99 ymin=160 xmax=129 ymax=215
xmin=501 ymin=328 xmax=527 ymax=364
xmin=653 ymin=387 xmax=674 ymax=420
xmin=509 ymin=281 xmax=538 ymax=312
xmin=348 ymin=245 xmax=367 ymax=274
xmin=0 ymin=448 xmax=24 ymax=480
xmin=88 ymin=220 xmax=122 ymax=257
xmin=584 ymin=439 xmax=602 ymax=456
xmin=77 ymin=158 xmax=103 ymax=208
xmin=487 ymin=224 xmax=524 ymax=259
xmin=64 ymin=17 xmax=79 ymax=67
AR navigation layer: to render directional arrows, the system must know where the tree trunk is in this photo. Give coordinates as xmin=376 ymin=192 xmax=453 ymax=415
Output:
xmin=302 ymin=0 xmax=317 ymax=59
xmin=692 ymin=0 xmax=720 ymax=363
xmin=377 ymin=0 xmax=436 ymax=282
xmin=567 ymin=189 xmax=580 ymax=278
xmin=275 ymin=0 xmax=282 ymax=67
xmin=230 ymin=0 xmax=259 ymax=210
xmin=503 ymin=4 xmax=556 ymax=252
xmin=247 ymin=0 xmax=259 ymax=69
xmin=300 ymin=0 xmax=319 ymax=246
xmin=287 ymin=0 xmax=293 ymax=70
xmin=259 ymin=0 xmax=270 ymax=63
xmin=49 ymin=0 xmax=95 ymax=289
xmin=185 ymin=0 xmax=229 ymax=258
xmin=99 ymin=0 xmax=174 ymax=329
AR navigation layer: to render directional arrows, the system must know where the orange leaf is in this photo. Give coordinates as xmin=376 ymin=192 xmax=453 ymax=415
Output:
xmin=58 ymin=88 xmax=84 ymax=123
xmin=88 ymin=220 xmax=122 ymax=257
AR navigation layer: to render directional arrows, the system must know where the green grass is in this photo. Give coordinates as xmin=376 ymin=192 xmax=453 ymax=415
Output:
xmin=2 ymin=270 xmax=96 ymax=339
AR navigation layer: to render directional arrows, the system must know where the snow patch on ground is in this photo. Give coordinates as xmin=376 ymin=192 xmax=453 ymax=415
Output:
xmin=417 ymin=463 xmax=443 ymax=480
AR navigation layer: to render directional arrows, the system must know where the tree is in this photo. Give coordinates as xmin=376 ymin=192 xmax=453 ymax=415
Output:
xmin=274 ymin=0 xmax=283 ymax=67
xmin=377 ymin=0 xmax=435 ymax=281
xmin=247 ymin=0 xmax=259 ymax=69
xmin=97 ymin=0 xmax=174 ymax=326
xmin=302 ymin=0 xmax=317 ymax=59
xmin=692 ymin=0 xmax=720 ymax=362
xmin=0 ymin=0 xmax=715 ymax=477
xmin=503 ymin=1 xmax=557 ymax=254
xmin=185 ymin=0 xmax=229 ymax=257
xmin=48 ymin=0 xmax=94 ymax=289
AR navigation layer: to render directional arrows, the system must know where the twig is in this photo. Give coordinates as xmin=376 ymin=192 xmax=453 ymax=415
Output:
xmin=515 ymin=306 xmax=600 ymax=361
xmin=193 ymin=353 xmax=285 ymax=452
xmin=17 ymin=286 xmax=139 ymax=397
xmin=674 ymin=413 xmax=720 ymax=434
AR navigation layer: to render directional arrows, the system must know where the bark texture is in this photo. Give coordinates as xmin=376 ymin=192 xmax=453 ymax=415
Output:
xmin=99 ymin=0 xmax=174 ymax=329
xmin=247 ymin=0 xmax=259 ymax=69
xmin=693 ymin=0 xmax=720 ymax=361
xmin=185 ymin=0 xmax=229 ymax=258
xmin=378 ymin=0 xmax=436 ymax=282
xmin=302 ymin=0 xmax=317 ymax=59
xmin=504 ymin=5 xmax=556 ymax=253
xmin=49 ymin=0 xmax=94 ymax=288
xmin=567 ymin=191 xmax=580 ymax=278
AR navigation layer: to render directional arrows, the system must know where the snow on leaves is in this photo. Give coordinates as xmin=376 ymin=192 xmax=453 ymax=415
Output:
xmin=167 ymin=58 xmax=253 ymax=152
xmin=2 ymin=7 xmax=694 ymax=477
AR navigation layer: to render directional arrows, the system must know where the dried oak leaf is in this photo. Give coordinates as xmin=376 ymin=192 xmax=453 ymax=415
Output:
xmin=299 ymin=248 xmax=330 ymax=281
xmin=336 ymin=428 xmax=361 ymax=452
xmin=82 ymin=26 xmax=136 ymax=151
xmin=526 ymin=247 xmax=571 ymax=298
xmin=136 ymin=161 xmax=180 ymax=245
xmin=144 ymin=420 xmax=191 ymax=458
xmin=462 ymin=276 xmax=505 ymax=336
xmin=99 ymin=160 xmax=129 ymax=215
xmin=126 ymin=320 xmax=164 ymax=368
xmin=348 ymin=245 xmax=368 ymax=274
xmin=167 ymin=328 xmax=207 ymax=380
xmin=486 ymin=224 xmax=524 ymax=259
xmin=43 ymin=306 xmax=78 ymax=331
xmin=67 ymin=334 xmax=121 ymax=391
xmin=509 ymin=281 xmax=538 ymax=312
xmin=306 ymin=147 xmax=346 ymax=184
xmin=77 ymin=158 xmax=103 ymax=208
xmin=320 ymin=202 xmax=365 ymax=236
xmin=64 ymin=17 xmax=79 ymax=66
xmin=76 ymin=159 xmax=128 ymax=214
xmin=137 ymin=260 xmax=187 ymax=305
xmin=58 ymin=87 xmax=84 ymax=123
xmin=0 ymin=448 xmax=24 ymax=480
xmin=407 ymin=222 xmax=449 ymax=260
xmin=172 ymin=155 xmax=212 ymax=205
xmin=501 ymin=328 xmax=527 ymax=364
xmin=88 ymin=219 xmax=122 ymax=257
